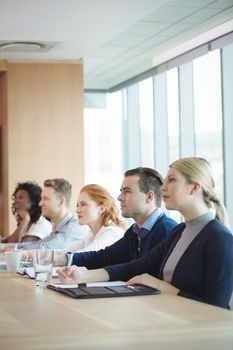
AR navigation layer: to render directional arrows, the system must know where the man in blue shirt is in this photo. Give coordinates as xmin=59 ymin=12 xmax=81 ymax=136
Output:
xmin=57 ymin=167 xmax=177 ymax=269
xmin=20 ymin=178 xmax=87 ymax=249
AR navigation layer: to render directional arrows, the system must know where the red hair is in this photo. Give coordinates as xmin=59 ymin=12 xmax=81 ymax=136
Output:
xmin=80 ymin=184 xmax=124 ymax=228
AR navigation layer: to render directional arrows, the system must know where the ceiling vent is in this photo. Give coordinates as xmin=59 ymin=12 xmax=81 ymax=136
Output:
xmin=0 ymin=41 xmax=57 ymax=52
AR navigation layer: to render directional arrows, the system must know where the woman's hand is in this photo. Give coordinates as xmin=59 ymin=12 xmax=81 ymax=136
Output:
xmin=127 ymin=273 xmax=179 ymax=295
xmin=57 ymin=265 xmax=82 ymax=283
xmin=15 ymin=210 xmax=30 ymax=225
xmin=4 ymin=210 xmax=31 ymax=243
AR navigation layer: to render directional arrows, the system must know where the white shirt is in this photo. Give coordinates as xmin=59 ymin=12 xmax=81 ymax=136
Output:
xmin=26 ymin=216 xmax=52 ymax=239
xmin=67 ymin=225 xmax=125 ymax=252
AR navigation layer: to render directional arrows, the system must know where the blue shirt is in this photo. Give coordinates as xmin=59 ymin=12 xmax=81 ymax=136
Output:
xmin=20 ymin=212 xmax=88 ymax=249
xmin=133 ymin=208 xmax=162 ymax=238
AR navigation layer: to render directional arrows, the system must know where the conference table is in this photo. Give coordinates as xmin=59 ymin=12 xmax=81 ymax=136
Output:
xmin=0 ymin=271 xmax=233 ymax=350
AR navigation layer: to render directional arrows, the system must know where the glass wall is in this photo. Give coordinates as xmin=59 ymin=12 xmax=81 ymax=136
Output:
xmin=193 ymin=50 xmax=223 ymax=199
xmin=139 ymin=78 xmax=154 ymax=167
xmin=84 ymin=91 xmax=123 ymax=200
xmin=166 ymin=68 xmax=180 ymax=164
xmin=84 ymin=39 xmax=233 ymax=227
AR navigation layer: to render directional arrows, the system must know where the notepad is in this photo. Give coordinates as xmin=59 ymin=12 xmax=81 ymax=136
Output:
xmin=47 ymin=281 xmax=160 ymax=299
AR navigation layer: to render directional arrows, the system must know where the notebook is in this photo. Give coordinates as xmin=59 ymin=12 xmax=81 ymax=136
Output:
xmin=47 ymin=281 xmax=160 ymax=299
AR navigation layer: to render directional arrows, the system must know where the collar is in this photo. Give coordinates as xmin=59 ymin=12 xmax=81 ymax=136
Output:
xmin=185 ymin=212 xmax=214 ymax=226
xmin=133 ymin=208 xmax=163 ymax=238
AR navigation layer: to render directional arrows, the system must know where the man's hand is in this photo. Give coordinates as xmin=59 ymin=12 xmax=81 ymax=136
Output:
xmin=56 ymin=266 xmax=110 ymax=284
xmin=53 ymin=251 xmax=67 ymax=267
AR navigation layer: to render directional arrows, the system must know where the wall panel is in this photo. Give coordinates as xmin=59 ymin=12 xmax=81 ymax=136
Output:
xmin=1 ymin=60 xmax=84 ymax=235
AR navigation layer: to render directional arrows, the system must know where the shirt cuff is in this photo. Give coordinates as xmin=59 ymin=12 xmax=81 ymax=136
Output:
xmin=65 ymin=252 xmax=74 ymax=266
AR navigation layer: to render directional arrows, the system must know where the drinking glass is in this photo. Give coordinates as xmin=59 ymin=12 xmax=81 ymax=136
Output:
xmin=33 ymin=248 xmax=54 ymax=287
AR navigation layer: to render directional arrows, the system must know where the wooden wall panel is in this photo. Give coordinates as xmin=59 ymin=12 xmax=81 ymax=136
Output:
xmin=4 ymin=61 xmax=84 ymax=234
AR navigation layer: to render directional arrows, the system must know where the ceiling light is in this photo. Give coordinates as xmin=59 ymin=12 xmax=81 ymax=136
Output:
xmin=0 ymin=41 xmax=55 ymax=52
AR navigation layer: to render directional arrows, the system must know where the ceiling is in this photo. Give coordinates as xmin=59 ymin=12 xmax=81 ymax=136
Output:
xmin=0 ymin=0 xmax=233 ymax=90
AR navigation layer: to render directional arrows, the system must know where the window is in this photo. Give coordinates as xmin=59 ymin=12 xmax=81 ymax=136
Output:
xmin=84 ymin=37 xmax=233 ymax=227
xmin=84 ymin=91 xmax=123 ymax=200
xmin=167 ymin=68 xmax=180 ymax=163
xmin=193 ymin=50 xmax=223 ymax=199
xmin=139 ymin=78 xmax=154 ymax=167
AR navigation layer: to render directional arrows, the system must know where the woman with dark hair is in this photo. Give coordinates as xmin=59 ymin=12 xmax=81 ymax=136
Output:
xmin=3 ymin=182 xmax=52 ymax=243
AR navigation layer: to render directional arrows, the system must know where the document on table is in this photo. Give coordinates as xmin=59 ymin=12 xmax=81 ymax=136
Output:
xmin=17 ymin=267 xmax=58 ymax=278
xmin=49 ymin=280 xmax=127 ymax=289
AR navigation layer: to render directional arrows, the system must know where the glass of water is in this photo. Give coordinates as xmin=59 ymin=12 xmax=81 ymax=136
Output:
xmin=33 ymin=248 xmax=54 ymax=287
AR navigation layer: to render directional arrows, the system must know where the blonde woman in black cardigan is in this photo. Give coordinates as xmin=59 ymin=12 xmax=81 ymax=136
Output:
xmin=58 ymin=157 xmax=233 ymax=309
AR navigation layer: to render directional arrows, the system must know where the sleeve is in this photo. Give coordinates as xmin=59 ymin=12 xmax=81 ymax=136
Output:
xmin=26 ymin=217 xmax=52 ymax=239
xmin=178 ymin=231 xmax=233 ymax=309
xmin=105 ymin=239 xmax=166 ymax=281
xmin=77 ymin=228 xmax=123 ymax=253
xmin=66 ymin=235 xmax=90 ymax=252
xmin=64 ymin=221 xmax=88 ymax=241
xmin=71 ymin=231 xmax=134 ymax=269
xmin=19 ymin=233 xmax=53 ymax=249
xmin=66 ymin=239 xmax=85 ymax=252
